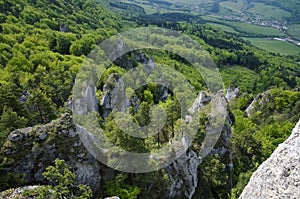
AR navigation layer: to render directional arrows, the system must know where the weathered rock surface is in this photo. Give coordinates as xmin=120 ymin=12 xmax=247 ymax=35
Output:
xmin=188 ymin=92 xmax=211 ymax=114
xmin=0 ymin=185 xmax=39 ymax=199
xmin=72 ymin=80 xmax=99 ymax=116
xmin=167 ymin=92 xmax=233 ymax=199
xmin=245 ymin=90 xmax=269 ymax=117
xmin=240 ymin=120 xmax=300 ymax=199
xmin=225 ymin=87 xmax=240 ymax=102
xmin=100 ymin=73 xmax=131 ymax=118
xmin=0 ymin=114 xmax=113 ymax=195
xmin=166 ymin=150 xmax=202 ymax=199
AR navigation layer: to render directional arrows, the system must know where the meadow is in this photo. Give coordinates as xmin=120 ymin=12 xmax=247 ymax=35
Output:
xmin=243 ymin=37 xmax=300 ymax=56
xmin=287 ymin=24 xmax=300 ymax=39
xmin=247 ymin=3 xmax=291 ymax=20
xmin=220 ymin=0 xmax=244 ymax=13
xmin=208 ymin=23 xmax=239 ymax=34
xmin=225 ymin=21 xmax=283 ymax=36
xmin=203 ymin=16 xmax=283 ymax=37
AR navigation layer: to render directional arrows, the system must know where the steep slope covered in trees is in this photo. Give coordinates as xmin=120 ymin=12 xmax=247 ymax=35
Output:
xmin=0 ymin=0 xmax=122 ymax=144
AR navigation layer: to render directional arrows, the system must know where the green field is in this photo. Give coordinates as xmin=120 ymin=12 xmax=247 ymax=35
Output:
xmin=202 ymin=15 xmax=223 ymax=23
xmin=247 ymin=3 xmax=291 ymax=20
xmin=165 ymin=0 xmax=214 ymax=4
xmin=220 ymin=0 xmax=244 ymax=13
xmin=287 ymin=24 xmax=300 ymax=39
xmin=203 ymin=16 xmax=283 ymax=37
xmin=243 ymin=37 xmax=300 ymax=55
xmin=123 ymin=0 xmax=155 ymax=14
xmin=226 ymin=21 xmax=283 ymax=36
xmin=208 ymin=23 xmax=239 ymax=34
xmin=220 ymin=65 xmax=258 ymax=93
xmin=141 ymin=4 xmax=157 ymax=14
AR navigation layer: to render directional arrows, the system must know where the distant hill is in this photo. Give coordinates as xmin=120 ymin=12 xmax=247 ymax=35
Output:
xmin=115 ymin=0 xmax=300 ymax=24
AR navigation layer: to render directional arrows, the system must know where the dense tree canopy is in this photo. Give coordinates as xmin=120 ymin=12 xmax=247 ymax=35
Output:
xmin=0 ymin=0 xmax=299 ymax=198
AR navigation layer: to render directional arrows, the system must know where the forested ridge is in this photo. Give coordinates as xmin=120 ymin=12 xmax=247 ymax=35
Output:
xmin=0 ymin=0 xmax=299 ymax=198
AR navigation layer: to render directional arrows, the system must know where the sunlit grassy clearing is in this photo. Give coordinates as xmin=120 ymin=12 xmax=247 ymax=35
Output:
xmin=243 ymin=37 xmax=300 ymax=55
xmin=208 ymin=23 xmax=239 ymax=34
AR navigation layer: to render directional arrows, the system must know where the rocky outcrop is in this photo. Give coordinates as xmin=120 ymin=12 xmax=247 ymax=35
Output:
xmin=167 ymin=92 xmax=233 ymax=199
xmin=0 ymin=185 xmax=39 ymax=198
xmin=225 ymin=87 xmax=239 ymax=102
xmin=100 ymin=73 xmax=131 ymax=118
xmin=240 ymin=120 xmax=300 ymax=199
xmin=0 ymin=114 xmax=113 ymax=195
xmin=99 ymin=52 xmax=157 ymax=118
xmin=188 ymin=92 xmax=211 ymax=114
xmin=72 ymin=80 xmax=99 ymax=116
xmin=245 ymin=90 xmax=269 ymax=117
xmin=0 ymin=186 xmax=121 ymax=199
xmin=166 ymin=150 xmax=202 ymax=199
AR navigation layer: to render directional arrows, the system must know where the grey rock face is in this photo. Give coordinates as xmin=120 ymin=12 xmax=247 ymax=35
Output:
xmin=166 ymin=150 xmax=202 ymax=199
xmin=0 ymin=185 xmax=40 ymax=198
xmin=100 ymin=73 xmax=131 ymax=118
xmin=240 ymin=120 xmax=300 ymax=199
xmin=245 ymin=90 xmax=270 ymax=117
xmin=188 ymin=92 xmax=211 ymax=114
xmin=167 ymin=92 xmax=233 ymax=199
xmin=72 ymin=80 xmax=99 ymax=116
xmin=0 ymin=114 xmax=107 ymax=194
xmin=225 ymin=87 xmax=239 ymax=101
xmin=8 ymin=130 xmax=24 ymax=142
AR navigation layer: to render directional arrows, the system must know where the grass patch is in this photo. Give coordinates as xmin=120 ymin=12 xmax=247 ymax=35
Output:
xmin=165 ymin=0 xmax=215 ymax=5
xmin=201 ymin=15 xmax=224 ymax=23
xmin=287 ymin=24 xmax=300 ymax=39
xmin=220 ymin=0 xmax=244 ymax=13
xmin=123 ymin=0 xmax=157 ymax=14
xmin=141 ymin=4 xmax=158 ymax=14
xmin=247 ymin=3 xmax=291 ymax=21
xmin=208 ymin=23 xmax=239 ymax=34
xmin=220 ymin=65 xmax=257 ymax=93
xmin=203 ymin=15 xmax=283 ymax=37
xmin=243 ymin=37 xmax=300 ymax=55
xmin=123 ymin=0 xmax=181 ymax=14
xmin=226 ymin=21 xmax=283 ymax=36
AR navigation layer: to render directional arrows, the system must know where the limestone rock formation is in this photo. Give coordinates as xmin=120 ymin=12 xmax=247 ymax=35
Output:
xmin=245 ymin=90 xmax=269 ymax=117
xmin=166 ymin=150 xmax=202 ymax=199
xmin=72 ymin=80 xmax=99 ymax=116
xmin=0 ymin=114 xmax=113 ymax=195
xmin=188 ymin=92 xmax=211 ymax=114
xmin=225 ymin=87 xmax=240 ymax=102
xmin=100 ymin=73 xmax=130 ymax=118
xmin=240 ymin=120 xmax=300 ymax=199
xmin=167 ymin=92 xmax=233 ymax=199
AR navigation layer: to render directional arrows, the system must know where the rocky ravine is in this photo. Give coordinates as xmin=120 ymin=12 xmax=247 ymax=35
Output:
xmin=240 ymin=119 xmax=300 ymax=199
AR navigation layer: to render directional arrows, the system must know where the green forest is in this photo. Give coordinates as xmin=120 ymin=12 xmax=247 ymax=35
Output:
xmin=0 ymin=0 xmax=299 ymax=198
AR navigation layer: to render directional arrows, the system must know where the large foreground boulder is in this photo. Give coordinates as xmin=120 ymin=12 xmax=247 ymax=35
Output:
xmin=240 ymin=120 xmax=300 ymax=199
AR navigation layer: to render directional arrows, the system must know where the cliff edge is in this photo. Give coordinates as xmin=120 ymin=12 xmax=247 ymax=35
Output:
xmin=239 ymin=120 xmax=300 ymax=199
